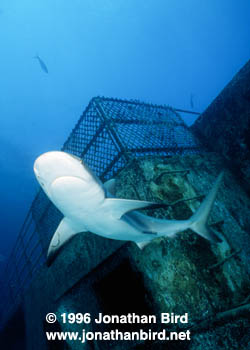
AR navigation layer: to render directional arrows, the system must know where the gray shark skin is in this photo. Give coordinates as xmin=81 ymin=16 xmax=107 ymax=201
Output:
xmin=33 ymin=151 xmax=223 ymax=264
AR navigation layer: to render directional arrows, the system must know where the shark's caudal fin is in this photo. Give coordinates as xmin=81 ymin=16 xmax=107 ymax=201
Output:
xmin=188 ymin=172 xmax=224 ymax=243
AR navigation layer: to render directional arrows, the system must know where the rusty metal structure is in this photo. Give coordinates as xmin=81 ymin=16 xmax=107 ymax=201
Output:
xmin=0 ymin=97 xmax=201 ymax=329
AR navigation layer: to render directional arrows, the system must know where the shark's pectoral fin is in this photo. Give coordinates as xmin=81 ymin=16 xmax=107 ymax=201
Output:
xmin=47 ymin=217 xmax=87 ymax=265
xmin=103 ymin=178 xmax=116 ymax=197
xmin=135 ymin=241 xmax=151 ymax=250
xmin=103 ymin=198 xmax=161 ymax=219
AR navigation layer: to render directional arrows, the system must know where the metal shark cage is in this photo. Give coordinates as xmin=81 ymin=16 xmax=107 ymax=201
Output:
xmin=0 ymin=96 xmax=201 ymax=329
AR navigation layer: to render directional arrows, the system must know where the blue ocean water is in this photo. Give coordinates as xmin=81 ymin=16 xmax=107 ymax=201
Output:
xmin=0 ymin=0 xmax=250 ymax=277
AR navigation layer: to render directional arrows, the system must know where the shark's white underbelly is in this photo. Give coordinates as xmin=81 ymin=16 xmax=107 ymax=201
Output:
xmin=69 ymin=213 xmax=155 ymax=242
xmin=68 ymin=210 xmax=189 ymax=243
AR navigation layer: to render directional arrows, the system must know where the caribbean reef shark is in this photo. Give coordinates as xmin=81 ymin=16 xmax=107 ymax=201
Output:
xmin=33 ymin=151 xmax=223 ymax=264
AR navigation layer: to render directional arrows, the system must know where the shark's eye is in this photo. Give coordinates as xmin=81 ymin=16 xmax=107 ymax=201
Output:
xmin=39 ymin=180 xmax=45 ymax=186
xmin=37 ymin=175 xmax=45 ymax=187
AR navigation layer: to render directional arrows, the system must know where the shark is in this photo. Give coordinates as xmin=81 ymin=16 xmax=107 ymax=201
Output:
xmin=33 ymin=151 xmax=223 ymax=264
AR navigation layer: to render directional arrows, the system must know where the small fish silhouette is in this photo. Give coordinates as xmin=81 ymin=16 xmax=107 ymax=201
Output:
xmin=34 ymin=54 xmax=48 ymax=74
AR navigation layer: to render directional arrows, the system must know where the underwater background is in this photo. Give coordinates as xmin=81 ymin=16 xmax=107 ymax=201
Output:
xmin=1 ymin=0 xmax=250 ymax=259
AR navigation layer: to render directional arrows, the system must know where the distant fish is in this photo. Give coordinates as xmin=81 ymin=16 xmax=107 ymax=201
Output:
xmin=0 ymin=254 xmax=5 ymax=263
xmin=34 ymin=54 xmax=48 ymax=74
xmin=190 ymin=94 xmax=195 ymax=109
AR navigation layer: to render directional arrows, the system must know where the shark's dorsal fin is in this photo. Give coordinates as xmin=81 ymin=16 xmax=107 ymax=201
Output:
xmin=103 ymin=198 xmax=160 ymax=220
xmin=103 ymin=178 xmax=116 ymax=197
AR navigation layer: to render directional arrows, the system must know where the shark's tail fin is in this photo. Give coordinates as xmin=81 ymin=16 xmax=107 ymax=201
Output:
xmin=188 ymin=172 xmax=224 ymax=243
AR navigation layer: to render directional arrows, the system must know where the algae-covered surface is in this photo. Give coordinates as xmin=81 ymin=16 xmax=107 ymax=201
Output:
xmin=113 ymin=153 xmax=250 ymax=348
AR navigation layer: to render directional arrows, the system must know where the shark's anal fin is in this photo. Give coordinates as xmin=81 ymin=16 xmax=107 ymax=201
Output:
xmin=47 ymin=217 xmax=87 ymax=264
xmin=103 ymin=198 xmax=162 ymax=220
